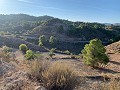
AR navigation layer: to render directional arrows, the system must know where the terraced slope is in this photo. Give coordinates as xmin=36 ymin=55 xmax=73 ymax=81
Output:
xmin=0 ymin=36 xmax=47 ymax=52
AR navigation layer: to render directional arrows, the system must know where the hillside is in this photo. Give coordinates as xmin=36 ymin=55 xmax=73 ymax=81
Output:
xmin=106 ymin=40 xmax=120 ymax=53
xmin=0 ymin=14 xmax=119 ymax=41
xmin=0 ymin=41 xmax=120 ymax=90
xmin=0 ymin=14 xmax=120 ymax=53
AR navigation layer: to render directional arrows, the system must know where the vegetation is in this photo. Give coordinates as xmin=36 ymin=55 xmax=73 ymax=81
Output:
xmin=28 ymin=60 xmax=78 ymax=90
xmin=0 ymin=46 xmax=15 ymax=62
xmin=63 ymin=50 xmax=71 ymax=55
xmin=82 ymin=39 xmax=109 ymax=67
xmin=48 ymin=48 xmax=56 ymax=58
xmin=49 ymin=36 xmax=56 ymax=45
xmin=39 ymin=35 xmax=46 ymax=46
xmin=19 ymin=44 xmax=28 ymax=53
xmin=25 ymin=50 xmax=36 ymax=60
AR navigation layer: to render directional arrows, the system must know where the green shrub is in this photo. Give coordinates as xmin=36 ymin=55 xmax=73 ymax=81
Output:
xmin=81 ymin=39 xmax=109 ymax=67
xmin=49 ymin=36 xmax=55 ymax=45
xmin=39 ymin=35 xmax=46 ymax=46
xmin=25 ymin=50 xmax=36 ymax=60
xmin=39 ymin=41 xmax=43 ymax=46
xmin=64 ymin=50 xmax=71 ymax=55
xmin=19 ymin=44 xmax=28 ymax=54
xmin=48 ymin=51 xmax=55 ymax=58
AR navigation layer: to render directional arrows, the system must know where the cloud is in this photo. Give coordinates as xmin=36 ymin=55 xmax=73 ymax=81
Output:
xmin=17 ymin=0 xmax=33 ymax=4
xmin=17 ymin=0 xmax=68 ymax=11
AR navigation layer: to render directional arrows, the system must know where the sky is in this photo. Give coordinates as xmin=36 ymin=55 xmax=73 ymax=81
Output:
xmin=0 ymin=0 xmax=120 ymax=23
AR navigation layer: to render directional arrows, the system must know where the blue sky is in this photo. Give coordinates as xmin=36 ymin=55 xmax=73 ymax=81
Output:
xmin=0 ymin=0 xmax=120 ymax=23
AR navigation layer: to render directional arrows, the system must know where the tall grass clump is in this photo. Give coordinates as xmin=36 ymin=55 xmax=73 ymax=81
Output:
xmin=27 ymin=59 xmax=79 ymax=90
xmin=42 ymin=62 xmax=78 ymax=90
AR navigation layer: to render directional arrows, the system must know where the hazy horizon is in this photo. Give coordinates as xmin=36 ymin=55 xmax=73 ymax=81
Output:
xmin=0 ymin=0 xmax=120 ymax=23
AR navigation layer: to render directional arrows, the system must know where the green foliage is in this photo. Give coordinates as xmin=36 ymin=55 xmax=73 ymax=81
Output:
xmin=19 ymin=44 xmax=28 ymax=53
xmin=49 ymin=36 xmax=55 ymax=45
xmin=64 ymin=50 xmax=71 ymax=55
xmin=81 ymin=39 xmax=109 ymax=67
xmin=25 ymin=50 xmax=36 ymax=60
xmin=57 ymin=25 xmax=64 ymax=34
xmin=48 ymin=48 xmax=56 ymax=58
xmin=39 ymin=41 xmax=43 ymax=46
xmin=39 ymin=35 xmax=46 ymax=46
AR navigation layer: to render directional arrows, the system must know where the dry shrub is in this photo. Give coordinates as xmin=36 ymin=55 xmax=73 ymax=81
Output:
xmin=27 ymin=60 xmax=79 ymax=90
xmin=42 ymin=62 xmax=79 ymax=90
xmin=27 ymin=59 xmax=50 ymax=80
xmin=102 ymin=78 xmax=120 ymax=90
xmin=0 ymin=47 xmax=16 ymax=62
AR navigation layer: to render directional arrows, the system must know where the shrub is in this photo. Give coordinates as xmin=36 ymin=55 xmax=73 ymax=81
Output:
xmin=49 ymin=36 xmax=55 ymax=45
xmin=64 ymin=50 xmax=71 ymax=55
xmin=25 ymin=50 xmax=36 ymax=60
xmin=39 ymin=35 xmax=46 ymax=46
xmin=27 ymin=59 xmax=50 ymax=80
xmin=42 ymin=62 xmax=78 ymax=90
xmin=48 ymin=51 xmax=55 ymax=58
xmin=102 ymin=78 xmax=120 ymax=90
xmin=48 ymin=48 xmax=56 ymax=58
xmin=39 ymin=41 xmax=43 ymax=46
xmin=1 ymin=46 xmax=12 ymax=53
xmin=81 ymin=39 xmax=109 ymax=67
xmin=0 ymin=47 xmax=15 ymax=62
xmin=27 ymin=60 xmax=78 ymax=90
xmin=70 ymin=54 xmax=76 ymax=59
xmin=19 ymin=44 xmax=28 ymax=54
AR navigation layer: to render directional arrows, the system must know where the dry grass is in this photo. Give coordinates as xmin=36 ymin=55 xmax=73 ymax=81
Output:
xmin=42 ymin=62 xmax=79 ymax=90
xmin=27 ymin=59 xmax=79 ymax=90
xmin=101 ymin=78 xmax=120 ymax=90
xmin=0 ymin=48 xmax=16 ymax=63
xmin=27 ymin=59 xmax=50 ymax=80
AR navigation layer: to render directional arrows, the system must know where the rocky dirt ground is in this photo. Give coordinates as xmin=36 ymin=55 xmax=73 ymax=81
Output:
xmin=0 ymin=44 xmax=120 ymax=90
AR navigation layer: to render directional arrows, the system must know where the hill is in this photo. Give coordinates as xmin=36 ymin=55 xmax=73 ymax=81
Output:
xmin=106 ymin=40 xmax=120 ymax=54
xmin=0 ymin=14 xmax=120 ymax=53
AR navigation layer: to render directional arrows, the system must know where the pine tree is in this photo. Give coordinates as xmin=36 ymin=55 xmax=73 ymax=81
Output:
xmin=81 ymin=39 xmax=109 ymax=67
xmin=39 ymin=35 xmax=45 ymax=46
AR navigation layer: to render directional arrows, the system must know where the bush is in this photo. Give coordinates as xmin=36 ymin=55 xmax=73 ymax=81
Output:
xmin=39 ymin=35 xmax=46 ymax=46
xmin=25 ymin=50 xmax=36 ymax=60
xmin=82 ymin=39 xmax=109 ymax=67
xmin=64 ymin=50 xmax=71 ymax=55
xmin=42 ymin=62 xmax=78 ymax=90
xmin=1 ymin=46 xmax=12 ymax=53
xmin=49 ymin=36 xmax=56 ymax=45
xmin=19 ymin=44 xmax=28 ymax=54
xmin=48 ymin=51 xmax=55 ymax=58
xmin=102 ymin=78 xmax=120 ymax=90
xmin=0 ymin=47 xmax=15 ymax=62
xmin=48 ymin=48 xmax=56 ymax=58
xmin=27 ymin=59 xmax=50 ymax=80
xmin=27 ymin=60 xmax=78 ymax=90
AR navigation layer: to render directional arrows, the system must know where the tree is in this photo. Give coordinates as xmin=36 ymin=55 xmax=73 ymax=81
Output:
xmin=25 ymin=50 xmax=36 ymax=60
xmin=57 ymin=25 xmax=64 ymax=34
xmin=19 ymin=44 xmax=28 ymax=54
xmin=49 ymin=36 xmax=55 ymax=45
xmin=81 ymin=39 xmax=109 ymax=67
xmin=48 ymin=48 xmax=55 ymax=58
xmin=39 ymin=35 xmax=45 ymax=46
